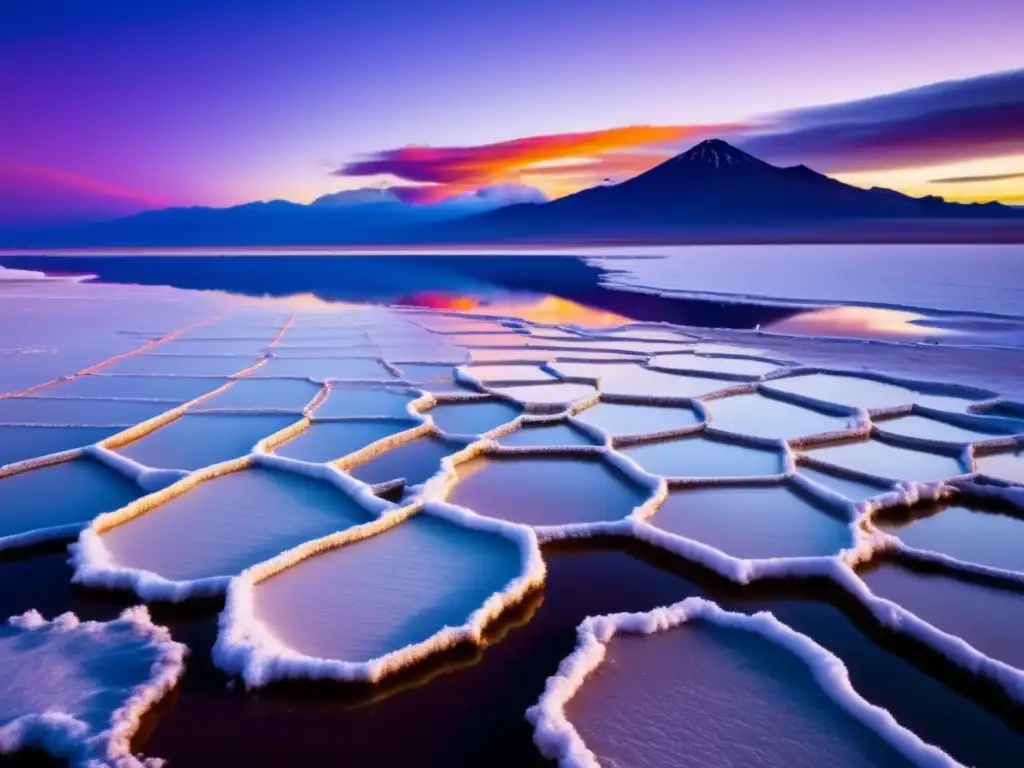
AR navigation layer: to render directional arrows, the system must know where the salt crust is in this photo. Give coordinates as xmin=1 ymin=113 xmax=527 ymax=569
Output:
xmin=211 ymin=500 xmax=545 ymax=688
xmin=526 ymin=597 xmax=963 ymax=768
xmin=0 ymin=606 xmax=186 ymax=768
xmin=3 ymin=306 xmax=1024 ymax=703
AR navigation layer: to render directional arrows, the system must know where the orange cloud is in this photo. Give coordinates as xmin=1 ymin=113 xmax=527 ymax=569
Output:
xmin=337 ymin=123 xmax=738 ymax=200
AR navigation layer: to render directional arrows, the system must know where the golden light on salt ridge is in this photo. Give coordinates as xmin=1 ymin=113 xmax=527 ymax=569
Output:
xmin=766 ymin=306 xmax=954 ymax=339
xmin=467 ymin=295 xmax=632 ymax=327
xmin=223 ymin=292 xmax=365 ymax=312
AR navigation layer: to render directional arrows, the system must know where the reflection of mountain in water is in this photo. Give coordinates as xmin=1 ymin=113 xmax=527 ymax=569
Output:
xmin=0 ymin=254 xmax=799 ymax=329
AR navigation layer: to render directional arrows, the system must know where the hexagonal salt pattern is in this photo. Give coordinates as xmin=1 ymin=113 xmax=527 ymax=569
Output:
xmin=273 ymin=419 xmax=420 ymax=463
xmin=4 ymin=299 xmax=1023 ymax=768
xmin=651 ymin=353 xmax=781 ymax=377
xmin=551 ymin=361 xmax=734 ymax=400
xmin=573 ymin=401 xmax=702 ymax=438
xmin=705 ymin=393 xmax=855 ymax=441
xmin=797 ymin=466 xmax=891 ymax=502
xmin=561 ymin=616 xmax=913 ymax=768
xmin=976 ymin=448 xmax=1024 ymax=483
xmin=100 ymin=466 xmax=373 ymax=583
xmin=873 ymin=414 xmax=1022 ymax=445
xmin=449 ymin=455 xmax=649 ymax=527
xmin=0 ymin=425 xmax=123 ymax=467
xmin=458 ymin=364 xmax=556 ymax=384
xmin=859 ymin=561 xmax=1024 ymax=671
xmin=619 ymin=436 xmax=783 ymax=479
xmin=801 ymin=439 xmax=966 ymax=483
xmin=39 ymin=374 xmax=227 ymax=401
xmin=426 ymin=400 xmax=521 ymax=436
xmin=253 ymin=356 xmax=395 ymax=381
xmin=115 ymin=413 xmax=300 ymax=471
xmin=101 ymin=354 xmax=259 ymax=377
xmin=764 ymin=373 xmax=980 ymax=413
xmin=310 ymin=386 xmax=419 ymax=419
xmin=249 ymin=514 xmax=522 ymax=664
xmin=489 ymin=382 xmax=597 ymax=410
xmin=0 ymin=458 xmax=142 ymax=547
xmin=497 ymin=421 xmax=599 ymax=448
xmin=192 ymin=378 xmax=321 ymax=411
xmin=649 ymin=484 xmax=851 ymax=560
xmin=874 ymin=499 xmax=1024 ymax=573
xmin=0 ymin=397 xmax=175 ymax=426
xmin=348 ymin=435 xmax=468 ymax=490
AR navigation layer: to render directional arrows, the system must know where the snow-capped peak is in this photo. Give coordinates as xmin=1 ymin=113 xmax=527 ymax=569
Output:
xmin=672 ymin=139 xmax=760 ymax=170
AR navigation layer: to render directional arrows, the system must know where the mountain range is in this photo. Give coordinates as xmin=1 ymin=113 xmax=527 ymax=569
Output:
xmin=3 ymin=140 xmax=1021 ymax=247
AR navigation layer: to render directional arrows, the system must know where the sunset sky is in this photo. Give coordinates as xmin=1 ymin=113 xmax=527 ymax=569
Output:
xmin=2 ymin=0 xmax=1022 ymax=224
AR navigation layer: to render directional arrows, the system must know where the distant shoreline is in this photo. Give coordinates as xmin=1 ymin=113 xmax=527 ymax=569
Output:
xmin=2 ymin=218 xmax=1024 ymax=254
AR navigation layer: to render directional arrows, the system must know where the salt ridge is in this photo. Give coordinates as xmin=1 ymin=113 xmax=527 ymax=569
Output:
xmin=0 ymin=607 xmax=186 ymax=768
xmin=526 ymin=597 xmax=963 ymax=768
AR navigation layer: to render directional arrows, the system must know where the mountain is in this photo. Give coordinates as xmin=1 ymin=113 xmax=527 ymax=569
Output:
xmin=0 ymin=191 xmax=482 ymax=248
xmin=446 ymin=139 xmax=1021 ymax=239
xmin=1 ymin=140 xmax=1020 ymax=248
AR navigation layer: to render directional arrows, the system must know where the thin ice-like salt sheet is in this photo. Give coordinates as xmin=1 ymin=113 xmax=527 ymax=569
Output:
xmin=0 ymin=397 xmax=173 ymax=426
xmin=490 ymin=382 xmax=597 ymax=408
xmin=274 ymin=420 xmax=419 ymax=463
xmin=461 ymin=364 xmax=556 ymax=383
xmin=798 ymin=466 xmax=890 ymax=502
xmin=566 ymin=622 xmax=911 ymax=768
xmin=391 ymin=363 xmax=457 ymax=383
xmin=619 ymin=436 xmax=782 ymax=477
xmin=115 ymin=412 xmax=298 ymax=470
xmin=877 ymin=503 xmax=1024 ymax=573
xmin=860 ymin=563 xmax=1024 ymax=671
xmin=553 ymin=362 xmax=731 ymax=399
xmin=450 ymin=456 xmax=648 ymax=526
xmin=252 ymin=514 xmax=520 ymax=661
xmin=705 ymin=393 xmax=853 ymax=440
xmin=573 ymin=401 xmax=701 ymax=436
xmin=694 ymin=342 xmax=770 ymax=356
xmin=874 ymin=415 xmax=1020 ymax=444
xmin=192 ymin=378 xmax=321 ymax=410
xmin=100 ymin=467 xmax=371 ymax=582
xmin=764 ymin=374 xmax=978 ymax=413
xmin=0 ymin=425 xmax=120 ymax=467
xmin=976 ymin=449 xmax=1024 ymax=483
xmin=651 ymin=485 xmax=850 ymax=559
xmin=39 ymin=375 xmax=225 ymax=401
xmin=349 ymin=436 xmax=467 ymax=487
xmin=498 ymin=422 xmax=599 ymax=447
xmin=100 ymin=354 xmax=258 ymax=377
xmin=802 ymin=439 xmax=965 ymax=482
xmin=0 ymin=608 xmax=184 ymax=768
xmin=427 ymin=400 xmax=520 ymax=435
xmin=311 ymin=386 xmax=418 ymax=419
xmin=271 ymin=344 xmax=378 ymax=358
xmin=253 ymin=357 xmax=394 ymax=380
xmin=0 ymin=459 xmax=141 ymax=544
xmin=652 ymin=353 xmax=779 ymax=376
xmin=157 ymin=337 xmax=271 ymax=356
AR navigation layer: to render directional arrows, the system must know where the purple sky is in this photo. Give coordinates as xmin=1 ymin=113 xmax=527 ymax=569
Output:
xmin=2 ymin=0 xmax=1022 ymax=222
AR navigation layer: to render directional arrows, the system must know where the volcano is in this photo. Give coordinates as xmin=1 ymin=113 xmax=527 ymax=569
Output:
xmin=451 ymin=138 xmax=1019 ymax=237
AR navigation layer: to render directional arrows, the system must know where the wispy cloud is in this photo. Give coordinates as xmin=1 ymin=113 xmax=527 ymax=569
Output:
xmin=928 ymin=170 xmax=1024 ymax=184
xmin=740 ymin=69 xmax=1024 ymax=173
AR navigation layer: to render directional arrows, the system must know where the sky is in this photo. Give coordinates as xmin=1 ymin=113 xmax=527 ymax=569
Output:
xmin=1 ymin=0 xmax=1022 ymax=224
